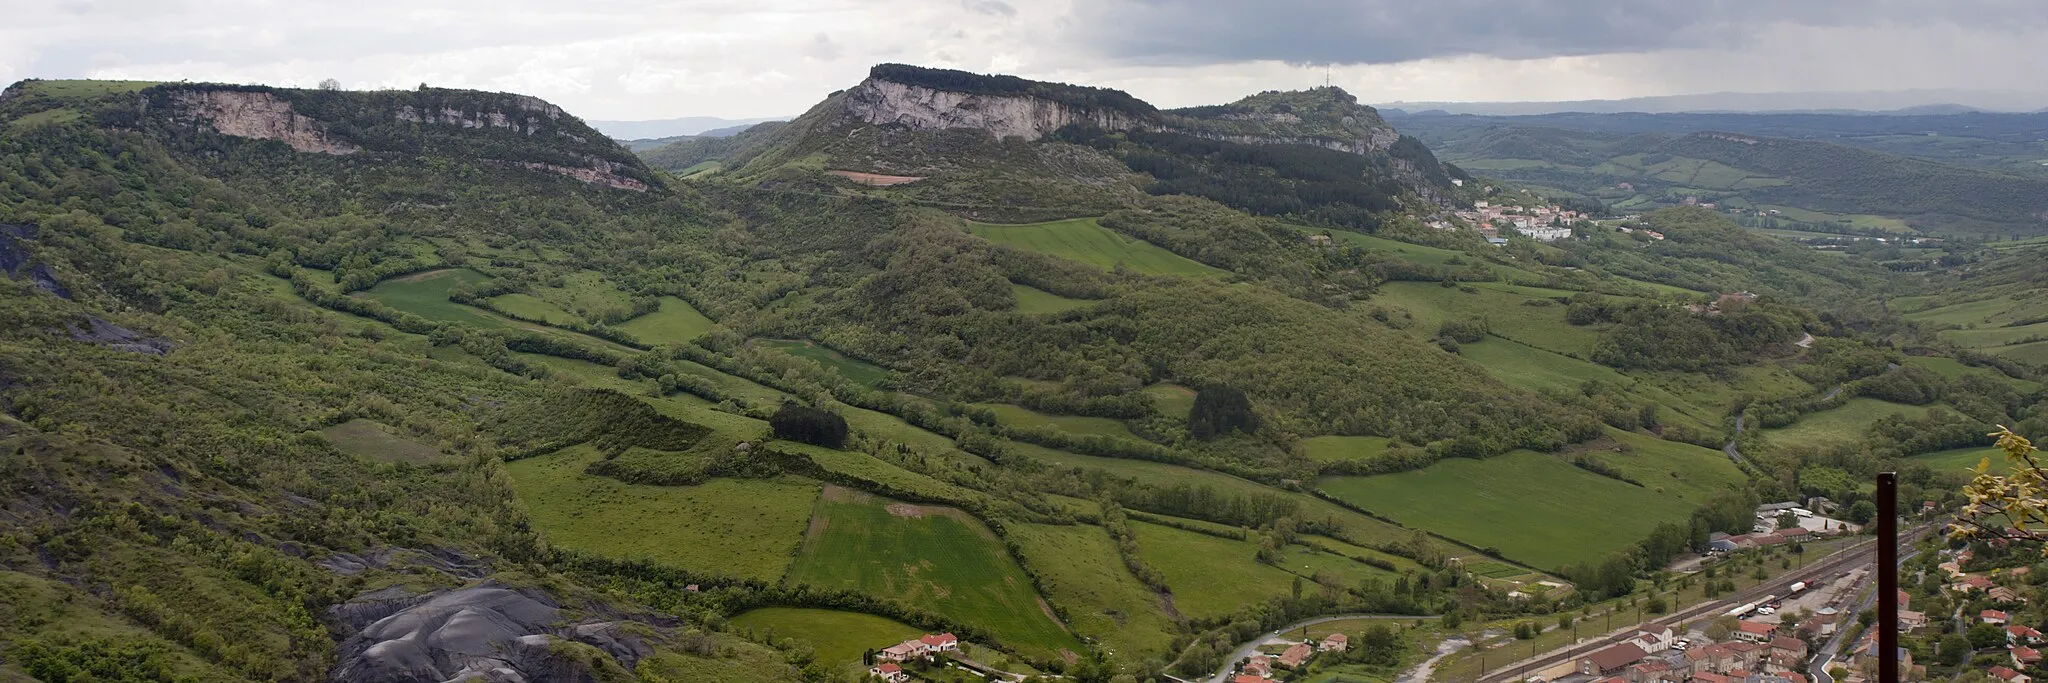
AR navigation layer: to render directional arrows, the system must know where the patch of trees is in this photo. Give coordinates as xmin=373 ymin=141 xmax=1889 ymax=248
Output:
xmin=1590 ymin=300 xmax=1806 ymax=371
xmin=1189 ymin=385 xmax=1258 ymax=440
xmin=769 ymin=402 xmax=849 ymax=448
xmin=1071 ymin=128 xmax=1406 ymax=232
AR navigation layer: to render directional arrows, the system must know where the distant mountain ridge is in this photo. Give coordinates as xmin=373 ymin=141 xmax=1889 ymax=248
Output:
xmin=588 ymin=115 xmax=791 ymax=141
xmin=1380 ymin=89 xmax=2048 ymax=116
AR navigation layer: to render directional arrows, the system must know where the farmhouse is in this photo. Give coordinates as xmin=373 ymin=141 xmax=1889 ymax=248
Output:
xmin=1733 ymin=620 xmax=1776 ymax=643
xmin=2010 ymin=625 xmax=2044 ymax=644
xmin=877 ymin=642 xmax=924 ymax=662
xmin=1990 ymin=665 xmax=2032 ymax=683
xmin=2013 ymin=645 xmax=2042 ymax=667
xmin=919 ymin=633 xmax=959 ymax=651
xmin=1276 ymin=643 xmax=1315 ymax=669
xmin=1320 ymin=632 xmax=1348 ymax=652
xmin=1984 ymin=609 xmax=2011 ymax=625
xmin=1576 ymin=642 xmax=1648 ymax=676
xmin=1243 ymin=655 xmax=1271 ymax=678
xmin=1897 ymin=609 xmax=1927 ymax=632
xmin=869 ymin=662 xmax=909 ymax=683
xmin=1232 ymin=676 xmax=1265 ymax=683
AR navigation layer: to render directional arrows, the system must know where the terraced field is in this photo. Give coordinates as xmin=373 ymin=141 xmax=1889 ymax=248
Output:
xmin=760 ymin=339 xmax=891 ymax=386
xmin=1371 ymin=281 xmax=1605 ymax=357
xmin=507 ymin=445 xmax=820 ymax=581
xmin=320 ymin=419 xmax=442 ymax=463
xmin=1006 ymin=523 xmax=1178 ymax=658
xmin=1299 ymin=435 xmax=1393 ymax=464
xmin=967 ymin=218 xmax=1227 ymax=277
xmin=787 ymin=487 xmax=1080 ymax=656
xmin=1760 ymin=398 xmax=1942 ymax=452
xmin=1128 ymin=521 xmax=1305 ymax=619
xmin=1317 ymin=451 xmax=1698 ymax=570
xmin=974 ymin=403 xmax=1141 ymax=441
xmin=1011 ymin=283 xmax=1092 ymax=314
xmin=617 ymin=296 xmax=717 ymax=344
xmin=728 ymin=608 xmax=922 ymax=669
xmin=359 ymin=269 xmax=507 ymax=328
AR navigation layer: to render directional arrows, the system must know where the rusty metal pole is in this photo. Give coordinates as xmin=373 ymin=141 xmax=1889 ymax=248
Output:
xmin=1877 ymin=471 xmax=1898 ymax=683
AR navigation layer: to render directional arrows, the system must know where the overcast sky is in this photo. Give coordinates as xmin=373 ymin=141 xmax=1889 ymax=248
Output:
xmin=5 ymin=0 xmax=2047 ymax=120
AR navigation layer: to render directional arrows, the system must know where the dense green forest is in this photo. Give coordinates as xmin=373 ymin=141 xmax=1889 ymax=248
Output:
xmin=2 ymin=72 xmax=2044 ymax=683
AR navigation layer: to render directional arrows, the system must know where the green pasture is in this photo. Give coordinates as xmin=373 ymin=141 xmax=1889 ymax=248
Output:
xmin=974 ymin=403 xmax=1140 ymax=441
xmin=1006 ymin=523 xmax=1177 ymax=658
xmin=760 ymin=339 xmax=891 ymax=387
xmin=1128 ymin=521 xmax=1305 ymax=619
xmin=320 ymin=419 xmax=443 ymax=464
xmin=967 ymin=218 xmax=1227 ymax=277
xmin=1011 ymin=283 xmax=1091 ymax=314
xmin=1299 ymin=435 xmax=1393 ymax=464
xmin=616 ymin=296 xmax=716 ymax=344
xmin=1760 ymin=398 xmax=1942 ymax=452
xmin=1141 ymin=383 xmax=1197 ymax=418
xmin=728 ymin=608 xmax=923 ymax=668
xmin=1370 ymin=281 xmax=1604 ymax=357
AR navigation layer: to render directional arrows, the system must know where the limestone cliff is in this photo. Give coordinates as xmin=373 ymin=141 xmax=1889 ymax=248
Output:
xmin=168 ymin=90 xmax=360 ymax=155
xmin=843 ymin=77 xmax=1148 ymax=141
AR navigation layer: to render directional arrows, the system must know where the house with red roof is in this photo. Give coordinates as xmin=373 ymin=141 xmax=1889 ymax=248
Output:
xmin=1276 ymin=643 xmax=1315 ymax=669
xmin=919 ymin=633 xmax=959 ymax=651
xmin=1990 ymin=665 xmax=2032 ymax=683
xmin=1576 ymin=642 xmax=1648 ymax=676
xmin=1985 ymin=610 xmax=2012 ymax=625
xmin=1320 ymin=632 xmax=1348 ymax=652
xmin=1243 ymin=655 xmax=1270 ymax=678
xmin=1734 ymin=620 xmax=1777 ymax=643
xmin=2014 ymin=645 xmax=2042 ymax=667
xmin=1232 ymin=676 xmax=1265 ymax=683
xmin=2010 ymin=625 xmax=2044 ymax=644
xmin=869 ymin=662 xmax=909 ymax=683
xmin=877 ymin=641 xmax=924 ymax=662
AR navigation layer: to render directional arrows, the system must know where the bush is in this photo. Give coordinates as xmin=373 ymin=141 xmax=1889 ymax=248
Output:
xmin=1189 ymin=384 xmax=1259 ymax=440
xmin=1437 ymin=318 xmax=1488 ymax=344
xmin=770 ymin=402 xmax=849 ymax=448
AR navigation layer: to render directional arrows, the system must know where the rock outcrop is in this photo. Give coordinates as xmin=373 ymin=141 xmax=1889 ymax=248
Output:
xmin=844 ymin=78 xmax=1147 ymax=142
xmin=169 ymin=90 xmax=360 ymax=155
xmin=395 ymin=94 xmax=568 ymax=137
xmin=329 ymin=583 xmax=654 ymax=683
xmin=1 ymin=223 xmax=69 ymax=299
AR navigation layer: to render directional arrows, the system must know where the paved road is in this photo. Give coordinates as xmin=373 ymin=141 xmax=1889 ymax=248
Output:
xmin=1725 ymin=414 xmax=1751 ymax=466
xmin=1202 ymin=613 xmax=1436 ymax=683
xmin=1473 ymin=526 xmax=1929 ymax=683
xmin=1810 ymin=547 xmax=1920 ymax=683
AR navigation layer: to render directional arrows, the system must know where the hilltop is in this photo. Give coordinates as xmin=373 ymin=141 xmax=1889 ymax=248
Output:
xmin=0 ymin=69 xmax=2039 ymax=683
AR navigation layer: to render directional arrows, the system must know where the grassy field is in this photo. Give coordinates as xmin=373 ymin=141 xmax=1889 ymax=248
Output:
xmin=787 ymin=487 xmax=1079 ymax=656
xmin=506 ymin=445 xmax=819 ymax=581
xmin=1581 ymin=429 xmax=1747 ymax=504
xmin=1761 ymin=398 xmax=1941 ymax=452
xmin=776 ymin=441 xmax=990 ymax=508
xmin=967 ymin=218 xmax=1227 ymax=277
xmin=1011 ymin=283 xmax=1091 ymax=314
xmin=528 ymin=270 xmax=636 ymax=320
xmin=1005 ymin=441 xmax=1410 ymax=547
xmin=319 ymin=419 xmax=443 ymax=463
xmin=1317 ymin=451 xmax=1699 ymax=570
xmin=975 ymin=403 xmax=1140 ymax=441
xmin=514 ymin=352 xmax=649 ymax=393
xmin=641 ymin=393 xmax=773 ymax=437
xmin=1006 ymin=523 xmax=1178 ymax=659
xmin=1287 ymin=225 xmax=1545 ymax=282
xmin=1141 ymin=383 xmax=1196 ymax=418
xmin=1910 ymin=445 xmax=2012 ymax=476
xmin=1129 ymin=521 xmax=1304 ymax=619
xmin=760 ymin=339 xmax=891 ymax=387
xmin=359 ymin=269 xmax=507 ymax=328
xmin=1939 ymin=321 xmax=2048 ymax=349
xmin=728 ymin=608 xmax=922 ymax=668
xmin=1299 ymin=436 xmax=1393 ymax=464
xmin=1455 ymin=337 xmax=1629 ymax=394
xmin=1903 ymin=356 xmax=2043 ymax=393
xmin=1370 ymin=281 xmax=1604 ymax=357
xmin=616 ymin=296 xmax=716 ymax=344
xmin=486 ymin=293 xmax=577 ymax=325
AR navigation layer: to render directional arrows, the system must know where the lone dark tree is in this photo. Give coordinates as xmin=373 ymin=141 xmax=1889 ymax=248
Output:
xmin=770 ymin=402 xmax=849 ymax=448
xmin=1189 ymin=384 xmax=1257 ymax=440
xmin=317 ymin=78 xmax=342 ymax=91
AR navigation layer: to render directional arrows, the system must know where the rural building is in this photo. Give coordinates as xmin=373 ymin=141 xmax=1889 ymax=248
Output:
xmin=1898 ymin=609 xmax=1927 ymax=632
xmin=1319 ymin=632 xmax=1348 ymax=652
xmin=919 ymin=633 xmax=959 ymax=651
xmin=1276 ymin=643 xmax=1314 ymax=669
xmin=2010 ymin=625 xmax=2044 ymax=644
xmin=2014 ymin=645 xmax=2042 ymax=667
xmin=1984 ymin=609 xmax=2011 ymax=625
xmin=877 ymin=642 xmax=924 ymax=662
xmin=1577 ymin=642 xmax=1648 ymax=676
xmin=1991 ymin=665 xmax=2032 ymax=683
xmin=1991 ymin=586 xmax=2025 ymax=604
xmin=1733 ymin=620 xmax=1776 ymax=643
xmin=1243 ymin=655 xmax=1270 ymax=677
xmin=1769 ymin=636 xmax=1807 ymax=661
xmin=1691 ymin=672 xmax=1732 ymax=683
xmin=1232 ymin=676 xmax=1264 ymax=683
xmin=869 ymin=662 xmax=908 ymax=682
xmin=1624 ymin=627 xmax=1675 ymax=653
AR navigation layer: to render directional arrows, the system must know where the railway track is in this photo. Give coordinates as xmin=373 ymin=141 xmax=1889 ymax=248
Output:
xmin=1473 ymin=527 xmax=1927 ymax=683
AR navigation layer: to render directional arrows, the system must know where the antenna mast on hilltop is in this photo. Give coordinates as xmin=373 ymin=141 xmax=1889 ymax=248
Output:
xmin=1324 ymin=64 xmax=1331 ymax=88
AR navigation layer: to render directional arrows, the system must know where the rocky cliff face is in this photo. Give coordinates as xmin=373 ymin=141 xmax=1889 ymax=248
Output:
xmin=169 ymin=90 xmax=360 ymax=155
xmin=844 ymin=78 xmax=1147 ymax=141
xmin=394 ymin=94 xmax=576 ymax=139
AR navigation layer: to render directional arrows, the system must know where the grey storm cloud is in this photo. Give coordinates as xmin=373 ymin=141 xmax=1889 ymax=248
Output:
xmin=1069 ymin=0 xmax=2048 ymax=65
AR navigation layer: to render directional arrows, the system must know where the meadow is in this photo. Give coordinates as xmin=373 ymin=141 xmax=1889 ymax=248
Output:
xmin=1005 ymin=523 xmax=1179 ymax=658
xmin=616 ymin=296 xmax=717 ymax=344
xmin=777 ymin=441 xmax=990 ymax=508
xmin=506 ymin=445 xmax=820 ymax=581
xmin=358 ymin=268 xmax=507 ymax=328
xmin=1455 ymin=337 xmax=1628 ymax=394
xmin=1140 ymin=383 xmax=1197 ymax=418
xmin=786 ymin=488 xmax=1081 ymax=655
xmin=1903 ymin=355 xmax=2042 ymax=393
xmin=1910 ymin=445 xmax=2013 ymax=476
xmin=526 ymin=270 xmax=637 ymax=321
xmin=967 ymin=218 xmax=1227 ymax=277
xmin=1316 ymin=451 xmax=1699 ymax=571
xmin=728 ymin=608 xmax=922 ymax=669
xmin=1299 ymin=435 xmax=1393 ymax=464
xmin=1128 ymin=521 xmax=1305 ymax=619
xmin=1370 ymin=282 xmax=1605 ymax=357
xmin=486 ymin=292 xmax=577 ymax=325
xmin=760 ymin=339 xmax=892 ymax=387
xmin=1003 ymin=441 xmax=1410 ymax=546
xmin=974 ymin=403 xmax=1141 ymax=441
xmin=1760 ymin=397 xmax=1942 ymax=452
xmin=1939 ymin=321 xmax=2048 ymax=349
xmin=1010 ymin=283 xmax=1092 ymax=314
xmin=1586 ymin=429 xmax=1747 ymax=504
xmin=319 ymin=419 xmax=443 ymax=464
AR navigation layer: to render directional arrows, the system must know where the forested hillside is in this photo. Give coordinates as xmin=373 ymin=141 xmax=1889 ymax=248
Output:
xmin=0 ymin=70 xmax=2039 ymax=683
